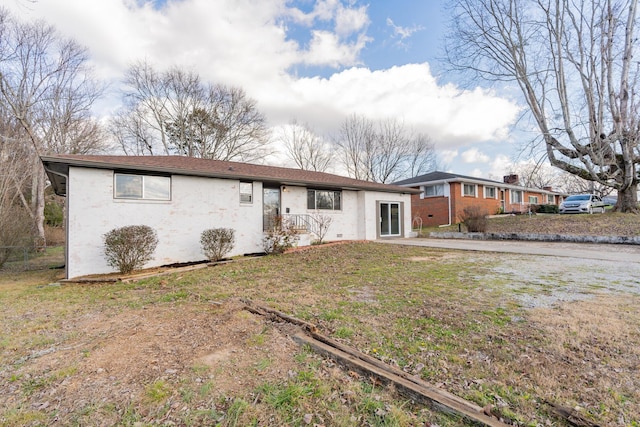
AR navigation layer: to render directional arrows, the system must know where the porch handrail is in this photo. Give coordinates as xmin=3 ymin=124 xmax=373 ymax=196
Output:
xmin=281 ymin=214 xmax=322 ymax=237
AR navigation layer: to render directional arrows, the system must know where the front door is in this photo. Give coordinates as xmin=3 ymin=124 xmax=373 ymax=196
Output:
xmin=380 ymin=202 xmax=401 ymax=237
xmin=263 ymin=187 xmax=281 ymax=231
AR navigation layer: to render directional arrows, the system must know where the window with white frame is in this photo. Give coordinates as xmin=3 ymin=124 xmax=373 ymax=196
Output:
xmin=239 ymin=182 xmax=253 ymax=203
xmin=529 ymin=196 xmax=539 ymax=204
xmin=484 ymin=186 xmax=496 ymax=199
xmin=114 ymin=173 xmax=171 ymax=200
xmin=511 ymin=190 xmax=523 ymax=204
xmin=307 ymin=189 xmax=341 ymax=210
xmin=547 ymin=194 xmax=555 ymax=204
xmin=463 ymin=183 xmax=477 ymax=197
xmin=424 ymin=184 xmax=444 ymax=197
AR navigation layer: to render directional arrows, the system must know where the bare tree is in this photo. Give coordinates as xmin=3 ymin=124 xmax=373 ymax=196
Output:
xmin=560 ymin=172 xmax=614 ymax=197
xmin=506 ymin=160 xmax=614 ymax=196
xmin=108 ymin=109 xmax=156 ymax=155
xmin=116 ymin=61 xmax=171 ymax=154
xmin=335 ymin=114 xmax=436 ymax=183
xmin=0 ymin=8 xmax=105 ymax=244
xmin=507 ymin=160 xmax=561 ymax=189
xmin=112 ymin=62 xmax=270 ymax=162
xmin=195 ymin=85 xmax=270 ymax=162
xmin=405 ymin=133 xmax=438 ymax=179
xmin=334 ymin=114 xmax=376 ymax=181
xmin=278 ymin=120 xmax=333 ymax=172
xmin=446 ymin=0 xmax=640 ymax=212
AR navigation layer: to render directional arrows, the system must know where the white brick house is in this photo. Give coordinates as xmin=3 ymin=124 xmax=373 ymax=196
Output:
xmin=42 ymin=155 xmax=418 ymax=278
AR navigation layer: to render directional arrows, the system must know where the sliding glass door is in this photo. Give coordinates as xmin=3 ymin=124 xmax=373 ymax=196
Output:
xmin=380 ymin=202 xmax=401 ymax=237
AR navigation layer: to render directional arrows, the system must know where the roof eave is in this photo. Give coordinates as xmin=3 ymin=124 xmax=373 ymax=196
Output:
xmin=40 ymin=156 xmax=420 ymax=195
xmin=397 ymin=176 xmax=565 ymax=195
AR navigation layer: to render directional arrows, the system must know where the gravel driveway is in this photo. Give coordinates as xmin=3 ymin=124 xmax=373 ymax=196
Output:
xmin=379 ymin=238 xmax=640 ymax=308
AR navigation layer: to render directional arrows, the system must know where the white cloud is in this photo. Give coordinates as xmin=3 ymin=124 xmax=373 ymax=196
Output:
xmin=468 ymin=168 xmax=485 ymax=178
xmin=286 ymin=0 xmax=369 ymax=37
xmin=302 ymin=30 xmax=369 ymax=68
xmin=489 ymin=154 xmax=513 ymax=178
xmin=461 ymin=148 xmax=490 ymax=164
xmin=439 ymin=149 xmax=459 ymax=166
xmin=5 ymin=0 xmax=520 ymax=160
xmin=386 ymin=18 xmax=424 ymax=46
xmin=282 ymin=64 xmax=519 ymax=148
xmin=307 ymin=0 xmax=340 ymax=23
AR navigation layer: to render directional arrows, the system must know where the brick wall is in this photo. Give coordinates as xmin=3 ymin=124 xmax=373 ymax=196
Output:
xmin=411 ymin=194 xmax=450 ymax=227
xmin=408 ymin=182 xmax=561 ymax=228
xmin=450 ymin=183 xmax=500 ymax=223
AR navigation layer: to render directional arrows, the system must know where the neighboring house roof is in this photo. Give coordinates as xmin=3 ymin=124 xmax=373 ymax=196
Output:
xmin=41 ymin=154 xmax=421 ymax=197
xmin=394 ymin=170 xmax=566 ymax=195
xmin=394 ymin=171 xmax=499 ymax=186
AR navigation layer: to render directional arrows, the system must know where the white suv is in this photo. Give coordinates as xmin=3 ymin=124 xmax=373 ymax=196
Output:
xmin=559 ymin=194 xmax=606 ymax=214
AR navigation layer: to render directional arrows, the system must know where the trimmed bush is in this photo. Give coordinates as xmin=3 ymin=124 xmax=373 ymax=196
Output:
xmin=461 ymin=206 xmax=489 ymax=233
xmin=263 ymin=216 xmax=299 ymax=254
xmin=103 ymin=225 xmax=158 ymax=274
xmin=535 ymin=204 xmax=559 ymax=214
xmin=201 ymin=228 xmax=235 ymax=262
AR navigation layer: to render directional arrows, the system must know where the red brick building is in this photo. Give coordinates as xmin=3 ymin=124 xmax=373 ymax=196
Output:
xmin=394 ymin=171 xmax=566 ymax=227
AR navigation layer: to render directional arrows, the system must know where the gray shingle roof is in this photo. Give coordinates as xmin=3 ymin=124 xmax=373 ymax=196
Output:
xmin=393 ymin=171 xmax=502 ymax=186
xmin=393 ymin=170 xmax=566 ymax=195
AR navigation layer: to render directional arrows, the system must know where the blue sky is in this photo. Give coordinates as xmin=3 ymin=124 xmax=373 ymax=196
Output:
xmin=288 ymin=1 xmax=446 ymax=77
xmin=6 ymin=0 xmax=525 ymax=179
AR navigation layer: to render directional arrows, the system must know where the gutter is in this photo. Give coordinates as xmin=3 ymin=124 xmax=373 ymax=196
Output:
xmin=444 ymin=188 xmax=453 ymax=227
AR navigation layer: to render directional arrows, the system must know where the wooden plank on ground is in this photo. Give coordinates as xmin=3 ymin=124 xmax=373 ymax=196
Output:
xmin=243 ymin=300 xmax=511 ymax=427
xmin=545 ymin=401 xmax=601 ymax=427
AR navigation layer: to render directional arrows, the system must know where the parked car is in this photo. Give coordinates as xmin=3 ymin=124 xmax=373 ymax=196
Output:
xmin=559 ymin=194 xmax=606 ymax=214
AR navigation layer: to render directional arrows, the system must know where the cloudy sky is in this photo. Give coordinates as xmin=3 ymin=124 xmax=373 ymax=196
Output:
xmin=6 ymin=0 xmax=527 ymax=179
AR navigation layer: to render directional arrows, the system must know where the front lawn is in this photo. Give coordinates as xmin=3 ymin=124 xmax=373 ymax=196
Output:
xmin=1 ymin=242 xmax=638 ymax=426
xmin=425 ymin=212 xmax=640 ymax=237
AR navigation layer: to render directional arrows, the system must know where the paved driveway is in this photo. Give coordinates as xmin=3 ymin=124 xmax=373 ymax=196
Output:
xmin=377 ymin=238 xmax=640 ymax=263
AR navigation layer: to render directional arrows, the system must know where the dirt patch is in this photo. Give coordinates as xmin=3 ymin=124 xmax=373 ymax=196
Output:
xmin=524 ymin=296 xmax=640 ymax=424
xmin=406 ymin=253 xmax=458 ymax=263
xmin=1 ymin=300 xmax=300 ymax=425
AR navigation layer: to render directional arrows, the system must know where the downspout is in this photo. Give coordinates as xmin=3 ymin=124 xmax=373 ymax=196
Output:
xmin=439 ymin=181 xmax=453 ymax=227
xmin=43 ymin=166 xmax=69 ymax=279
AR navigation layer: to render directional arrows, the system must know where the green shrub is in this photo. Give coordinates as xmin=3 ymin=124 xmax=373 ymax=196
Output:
xmin=200 ymin=228 xmax=235 ymax=261
xmin=535 ymin=204 xmax=559 ymax=214
xmin=44 ymin=201 xmax=64 ymax=227
xmin=461 ymin=206 xmax=489 ymax=232
xmin=263 ymin=216 xmax=299 ymax=254
xmin=103 ymin=225 xmax=158 ymax=274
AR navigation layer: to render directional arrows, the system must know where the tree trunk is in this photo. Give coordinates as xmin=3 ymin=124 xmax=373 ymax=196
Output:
xmin=616 ymin=184 xmax=639 ymax=213
xmin=31 ymin=157 xmax=47 ymax=247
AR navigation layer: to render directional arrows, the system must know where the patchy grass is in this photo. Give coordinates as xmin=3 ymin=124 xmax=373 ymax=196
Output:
xmin=1 ymin=242 xmax=639 ymax=426
xmin=425 ymin=212 xmax=640 ymax=237
xmin=1 ymin=245 xmax=65 ymax=272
